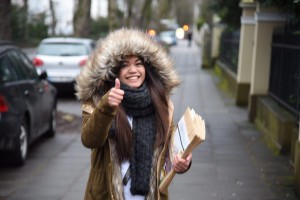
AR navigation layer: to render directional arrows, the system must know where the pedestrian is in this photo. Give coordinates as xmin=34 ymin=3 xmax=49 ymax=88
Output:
xmin=187 ymin=31 xmax=193 ymax=47
xmin=75 ymin=28 xmax=192 ymax=200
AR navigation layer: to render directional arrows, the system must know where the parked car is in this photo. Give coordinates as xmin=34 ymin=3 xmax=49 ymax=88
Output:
xmin=159 ymin=30 xmax=177 ymax=46
xmin=32 ymin=37 xmax=96 ymax=93
xmin=0 ymin=41 xmax=57 ymax=166
xmin=149 ymin=35 xmax=170 ymax=52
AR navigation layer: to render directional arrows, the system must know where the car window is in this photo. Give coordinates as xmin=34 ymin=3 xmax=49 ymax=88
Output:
xmin=18 ymin=51 xmax=39 ymax=79
xmin=0 ymin=54 xmax=18 ymax=84
xmin=7 ymin=50 xmax=37 ymax=80
xmin=37 ymin=43 xmax=89 ymax=56
xmin=160 ymin=31 xmax=175 ymax=37
xmin=6 ymin=50 xmax=28 ymax=80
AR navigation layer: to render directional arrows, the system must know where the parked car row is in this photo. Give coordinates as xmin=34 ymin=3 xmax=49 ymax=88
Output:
xmin=0 ymin=36 xmax=96 ymax=166
xmin=0 ymin=41 xmax=57 ymax=166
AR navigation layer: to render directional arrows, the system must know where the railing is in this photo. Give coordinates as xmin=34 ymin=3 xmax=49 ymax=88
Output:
xmin=219 ymin=31 xmax=240 ymax=74
xmin=269 ymin=25 xmax=300 ymax=119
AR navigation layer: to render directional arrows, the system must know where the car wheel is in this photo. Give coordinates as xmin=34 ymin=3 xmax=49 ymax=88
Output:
xmin=45 ymin=106 xmax=57 ymax=137
xmin=13 ymin=119 xmax=28 ymax=166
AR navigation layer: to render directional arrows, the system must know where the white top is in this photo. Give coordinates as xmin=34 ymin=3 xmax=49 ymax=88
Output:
xmin=121 ymin=116 xmax=144 ymax=200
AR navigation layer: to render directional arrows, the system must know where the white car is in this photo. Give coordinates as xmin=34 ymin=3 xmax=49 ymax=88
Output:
xmin=33 ymin=37 xmax=96 ymax=93
xmin=159 ymin=31 xmax=177 ymax=46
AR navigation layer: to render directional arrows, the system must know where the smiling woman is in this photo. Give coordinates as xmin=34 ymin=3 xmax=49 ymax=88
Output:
xmin=75 ymin=28 xmax=193 ymax=200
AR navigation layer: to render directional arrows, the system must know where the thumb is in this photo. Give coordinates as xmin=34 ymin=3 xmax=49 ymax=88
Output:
xmin=186 ymin=153 xmax=192 ymax=161
xmin=115 ymin=78 xmax=120 ymax=89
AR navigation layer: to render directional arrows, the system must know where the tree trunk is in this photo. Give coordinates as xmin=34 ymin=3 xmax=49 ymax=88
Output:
xmin=49 ymin=0 xmax=57 ymax=36
xmin=140 ymin=0 xmax=152 ymax=29
xmin=175 ymin=0 xmax=194 ymax=27
xmin=73 ymin=0 xmax=91 ymax=37
xmin=125 ymin=0 xmax=135 ymax=27
xmin=158 ymin=0 xmax=172 ymax=19
xmin=108 ymin=0 xmax=118 ymax=31
xmin=21 ymin=0 xmax=28 ymax=40
xmin=0 ymin=0 xmax=12 ymax=40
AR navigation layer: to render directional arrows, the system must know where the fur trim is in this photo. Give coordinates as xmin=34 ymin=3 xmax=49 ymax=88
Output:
xmin=75 ymin=28 xmax=180 ymax=100
xmin=109 ymin=140 xmax=124 ymax=200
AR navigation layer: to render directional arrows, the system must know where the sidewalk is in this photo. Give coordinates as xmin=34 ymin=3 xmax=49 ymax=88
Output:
xmin=168 ymin=40 xmax=298 ymax=200
xmin=9 ymin=40 xmax=298 ymax=200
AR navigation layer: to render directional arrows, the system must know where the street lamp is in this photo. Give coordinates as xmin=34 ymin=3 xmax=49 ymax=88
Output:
xmin=183 ymin=25 xmax=189 ymax=31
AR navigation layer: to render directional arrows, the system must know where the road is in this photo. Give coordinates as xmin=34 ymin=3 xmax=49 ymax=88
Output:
xmin=0 ymin=40 xmax=297 ymax=200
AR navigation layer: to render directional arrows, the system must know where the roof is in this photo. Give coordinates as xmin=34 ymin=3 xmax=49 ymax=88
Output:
xmin=0 ymin=41 xmax=17 ymax=55
xmin=40 ymin=37 xmax=95 ymax=44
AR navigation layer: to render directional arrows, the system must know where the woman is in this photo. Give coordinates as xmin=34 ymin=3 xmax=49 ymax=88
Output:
xmin=75 ymin=28 xmax=192 ymax=200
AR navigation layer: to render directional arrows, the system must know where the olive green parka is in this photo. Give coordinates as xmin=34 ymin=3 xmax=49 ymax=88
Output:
xmin=75 ymin=28 xmax=181 ymax=200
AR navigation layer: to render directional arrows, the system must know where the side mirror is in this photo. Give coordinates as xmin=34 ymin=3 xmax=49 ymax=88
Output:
xmin=39 ymin=70 xmax=48 ymax=80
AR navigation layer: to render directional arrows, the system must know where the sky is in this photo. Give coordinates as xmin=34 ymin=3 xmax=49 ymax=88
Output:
xmin=12 ymin=0 xmax=108 ymax=35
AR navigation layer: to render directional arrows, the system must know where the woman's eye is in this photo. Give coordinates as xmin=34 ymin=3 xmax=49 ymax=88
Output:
xmin=136 ymin=62 xmax=143 ymax=66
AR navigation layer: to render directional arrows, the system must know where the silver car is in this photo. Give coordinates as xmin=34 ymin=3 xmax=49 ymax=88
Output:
xmin=33 ymin=37 xmax=95 ymax=92
xmin=159 ymin=31 xmax=177 ymax=46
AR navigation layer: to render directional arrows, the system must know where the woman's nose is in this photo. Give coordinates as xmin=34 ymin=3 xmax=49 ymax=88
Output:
xmin=128 ymin=64 xmax=137 ymax=72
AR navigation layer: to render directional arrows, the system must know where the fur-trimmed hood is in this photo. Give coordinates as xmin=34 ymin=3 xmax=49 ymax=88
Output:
xmin=75 ymin=28 xmax=180 ymax=101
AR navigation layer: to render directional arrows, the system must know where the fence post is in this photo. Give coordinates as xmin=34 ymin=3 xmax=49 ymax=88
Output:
xmin=248 ymin=4 xmax=286 ymax=122
xmin=236 ymin=1 xmax=256 ymax=106
xmin=211 ymin=16 xmax=225 ymax=67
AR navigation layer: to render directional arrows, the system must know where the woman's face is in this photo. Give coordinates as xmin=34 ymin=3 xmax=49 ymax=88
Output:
xmin=118 ymin=56 xmax=146 ymax=88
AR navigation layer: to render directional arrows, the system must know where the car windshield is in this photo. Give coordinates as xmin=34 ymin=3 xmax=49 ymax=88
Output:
xmin=160 ymin=31 xmax=175 ymax=37
xmin=37 ymin=43 xmax=88 ymax=56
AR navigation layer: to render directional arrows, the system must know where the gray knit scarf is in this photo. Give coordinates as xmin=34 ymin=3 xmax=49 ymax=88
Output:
xmin=120 ymin=82 xmax=156 ymax=196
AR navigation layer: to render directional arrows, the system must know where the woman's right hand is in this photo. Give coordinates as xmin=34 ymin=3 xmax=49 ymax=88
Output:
xmin=108 ymin=78 xmax=124 ymax=107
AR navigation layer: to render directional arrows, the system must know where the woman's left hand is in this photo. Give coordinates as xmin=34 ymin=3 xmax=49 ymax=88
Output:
xmin=172 ymin=153 xmax=192 ymax=173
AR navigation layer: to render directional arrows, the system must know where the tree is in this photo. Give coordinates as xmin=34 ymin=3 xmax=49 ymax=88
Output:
xmin=258 ymin=0 xmax=300 ymax=20
xmin=27 ymin=12 xmax=48 ymax=41
xmin=49 ymin=0 xmax=57 ymax=36
xmin=174 ymin=0 xmax=194 ymax=27
xmin=125 ymin=0 xmax=152 ymax=29
xmin=0 ymin=0 xmax=12 ymax=40
xmin=21 ymin=0 xmax=28 ymax=40
xmin=73 ymin=0 xmax=92 ymax=37
xmin=211 ymin=0 xmax=242 ymax=30
xmin=157 ymin=0 xmax=173 ymax=19
xmin=153 ymin=0 xmax=175 ymax=32
xmin=124 ymin=0 xmax=135 ymax=27
xmin=139 ymin=0 xmax=152 ymax=29
xmin=108 ymin=0 xmax=118 ymax=30
xmin=90 ymin=17 xmax=109 ymax=39
xmin=199 ymin=0 xmax=213 ymax=26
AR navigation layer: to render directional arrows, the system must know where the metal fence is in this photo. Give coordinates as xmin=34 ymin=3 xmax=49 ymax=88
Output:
xmin=219 ymin=31 xmax=240 ymax=74
xmin=269 ymin=24 xmax=300 ymax=119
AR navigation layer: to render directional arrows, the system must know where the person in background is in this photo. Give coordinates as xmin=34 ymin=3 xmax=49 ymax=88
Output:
xmin=187 ymin=31 xmax=193 ymax=47
xmin=75 ymin=28 xmax=192 ymax=200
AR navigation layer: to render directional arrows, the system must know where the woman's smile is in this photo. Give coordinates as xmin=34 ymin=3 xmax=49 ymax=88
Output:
xmin=126 ymin=75 xmax=140 ymax=80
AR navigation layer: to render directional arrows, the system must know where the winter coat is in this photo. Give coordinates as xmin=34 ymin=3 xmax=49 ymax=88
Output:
xmin=76 ymin=28 xmax=181 ymax=200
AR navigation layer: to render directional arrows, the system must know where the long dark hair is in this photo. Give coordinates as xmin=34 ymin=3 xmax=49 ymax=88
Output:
xmin=114 ymin=62 xmax=169 ymax=163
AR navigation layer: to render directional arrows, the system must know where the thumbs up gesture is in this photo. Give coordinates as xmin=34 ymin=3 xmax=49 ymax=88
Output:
xmin=108 ymin=78 xmax=124 ymax=107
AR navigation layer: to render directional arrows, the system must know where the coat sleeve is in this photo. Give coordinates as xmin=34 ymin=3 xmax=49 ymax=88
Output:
xmin=81 ymin=92 xmax=117 ymax=148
